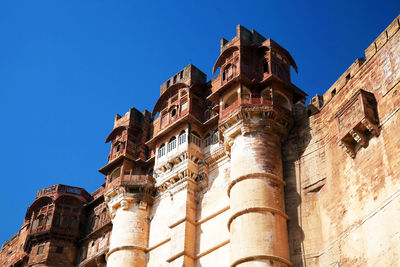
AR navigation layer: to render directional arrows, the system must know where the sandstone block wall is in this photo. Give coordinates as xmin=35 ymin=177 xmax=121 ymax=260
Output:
xmin=285 ymin=14 xmax=400 ymax=267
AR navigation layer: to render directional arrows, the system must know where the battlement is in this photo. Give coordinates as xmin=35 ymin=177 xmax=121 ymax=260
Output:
xmin=114 ymin=107 xmax=151 ymax=128
xmin=311 ymin=14 xmax=400 ymax=109
xmin=365 ymin=14 xmax=400 ymax=60
xmin=220 ymin=24 xmax=266 ymax=53
xmin=159 ymin=64 xmax=206 ymax=96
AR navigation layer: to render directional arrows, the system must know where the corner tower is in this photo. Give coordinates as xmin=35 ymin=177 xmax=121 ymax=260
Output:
xmin=210 ymin=25 xmax=306 ymax=267
xmin=100 ymin=108 xmax=155 ymax=267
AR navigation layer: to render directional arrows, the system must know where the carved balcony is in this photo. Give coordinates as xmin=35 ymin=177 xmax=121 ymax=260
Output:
xmin=335 ymin=89 xmax=379 ymax=158
xmin=219 ymin=97 xmax=293 ymax=128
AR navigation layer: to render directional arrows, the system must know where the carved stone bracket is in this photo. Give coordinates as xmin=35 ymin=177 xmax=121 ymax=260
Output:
xmin=338 ymin=140 xmax=356 ymax=158
xmin=349 ymin=129 xmax=367 ymax=148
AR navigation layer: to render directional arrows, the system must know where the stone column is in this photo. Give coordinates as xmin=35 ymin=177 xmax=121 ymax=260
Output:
xmin=227 ymin=124 xmax=291 ymax=267
xmin=105 ymin=186 xmax=153 ymax=267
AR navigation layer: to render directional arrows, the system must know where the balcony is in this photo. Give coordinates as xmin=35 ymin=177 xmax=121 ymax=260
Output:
xmin=106 ymin=174 xmax=155 ymax=191
xmin=220 ymin=97 xmax=292 ymax=121
xmin=36 ymin=184 xmax=88 ymax=199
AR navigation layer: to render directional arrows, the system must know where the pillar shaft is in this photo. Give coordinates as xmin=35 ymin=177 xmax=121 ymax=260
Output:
xmin=106 ymin=197 xmax=150 ymax=267
xmin=228 ymin=130 xmax=290 ymax=267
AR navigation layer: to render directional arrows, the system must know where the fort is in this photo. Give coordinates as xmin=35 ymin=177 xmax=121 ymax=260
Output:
xmin=1 ymin=14 xmax=400 ymax=267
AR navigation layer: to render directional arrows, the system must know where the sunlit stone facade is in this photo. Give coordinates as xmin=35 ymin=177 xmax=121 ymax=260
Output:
xmin=2 ymin=15 xmax=400 ymax=266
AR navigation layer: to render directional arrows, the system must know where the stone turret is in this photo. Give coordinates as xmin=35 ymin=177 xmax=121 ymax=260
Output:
xmin=211 ymin=25 xmax=306 ymax=267
xmin=99 ymin=108 xmax=155 ymax=267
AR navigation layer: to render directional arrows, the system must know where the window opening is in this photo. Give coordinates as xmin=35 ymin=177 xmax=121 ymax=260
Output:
xmin=168 ymin=137 xmax=177 ymax=152
xmin=190 ymin=132 xmax=201 ymax=147
xmin=178 ymin=131 xmax=186 ymax=145
xmin=167 ymin=80 xmax=170 ymax=87
xmin=173 ymin=75 xmax=177 ymax=84
xmin=37 ymin=245 xmax=44 ymax=255
xmin=180 ymin=71 xmax=184 ymax=79
xmin=158 ymin=144 xmax=166 ymax=157
xmin=171 ymin=108 xmax=176 ymax=117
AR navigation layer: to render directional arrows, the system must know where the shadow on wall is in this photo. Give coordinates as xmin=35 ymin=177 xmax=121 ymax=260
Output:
xmin=283 ymin=101 xmax=312 ymax=267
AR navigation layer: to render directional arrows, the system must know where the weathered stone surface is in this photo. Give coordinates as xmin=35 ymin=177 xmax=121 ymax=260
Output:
xmin=2 ymin=15 xmax=400 ymax=267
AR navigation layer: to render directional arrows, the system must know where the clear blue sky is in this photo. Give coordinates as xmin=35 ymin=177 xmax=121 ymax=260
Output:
xmin=0 ymin=0 xmax=399 ymax=243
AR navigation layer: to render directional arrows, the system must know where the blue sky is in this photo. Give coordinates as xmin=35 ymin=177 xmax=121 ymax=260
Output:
xmin=0 ymin=1 xmax=399 ymax=243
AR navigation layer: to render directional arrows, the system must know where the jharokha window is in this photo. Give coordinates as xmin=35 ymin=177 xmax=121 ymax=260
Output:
xmin=190 ymin=131 xmax=201 ymax=147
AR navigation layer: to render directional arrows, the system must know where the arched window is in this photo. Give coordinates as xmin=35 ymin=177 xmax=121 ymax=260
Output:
xmin=204 ymin=134 xmax=211 ymax=147
xmin=178 ymin=131 xmax=186 ymax=145
xmin=168 ymin=136 xmax=177 ymax=152
xmin=158 ymin=144 xmax=166 ymax=158
xmin=224 ymin=92 xmax=238 ymax=109
xmin=274 ymin=92 xmax=291 ymax=110
xmin=110 ymin=168 xmax=121 ymax=182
